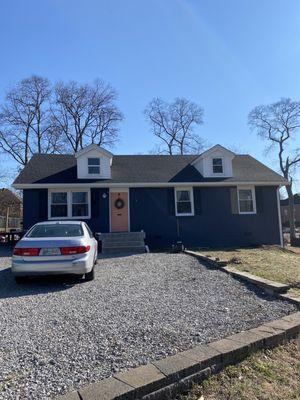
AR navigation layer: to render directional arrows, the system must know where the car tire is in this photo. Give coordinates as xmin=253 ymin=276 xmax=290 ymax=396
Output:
xmin=15 ymin=276 xmax=28 ymax=284
xmin=85 ymin=267 xmax=94 ymax=281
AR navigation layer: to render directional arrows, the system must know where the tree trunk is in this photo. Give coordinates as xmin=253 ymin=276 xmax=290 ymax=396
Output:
xmin=286 ymin=185 xmax=296 ymax=242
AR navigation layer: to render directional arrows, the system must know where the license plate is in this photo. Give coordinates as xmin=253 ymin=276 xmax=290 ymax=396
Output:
xmin=40 ymin=248 xmax=61 ymax=256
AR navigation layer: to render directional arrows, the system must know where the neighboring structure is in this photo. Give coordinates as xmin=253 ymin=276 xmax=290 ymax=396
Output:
xmin=280 ymin=194 xmax=300 ymax=227
xmin=13 ymin=144 xmax=287 ymax=249
xmin=0 ymin=188 xmax=23 ymax=231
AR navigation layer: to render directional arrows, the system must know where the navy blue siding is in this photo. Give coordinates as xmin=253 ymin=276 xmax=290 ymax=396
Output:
xmin=23 ymin=186 xmax=281 ymax=248
xmin=23 ymin=189 xmax=48 ymax=229
xmin=129 ymin=186 xmax=281 ymax=248
xmin=23 ymin=188 xmax=110 ymax=234
xmin=89 ymin=188 xmax=109 ymax=233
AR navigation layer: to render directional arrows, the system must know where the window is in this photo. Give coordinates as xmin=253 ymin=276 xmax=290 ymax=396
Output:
xmin=175 ymin=188 xmax=194 ymax=216
xmin=238 ymin=187 xmax=256 ymax=214
xmin=72 ymin=191 xmax=88 ymax=217
xmin=26 ymin=224 xmax=83 ymax=238
xmin=49 ymin=190 xmax=90 ymax=219
xmin=50 ymin=192 xmax=68 ymax=217
xmin=212 ymin=158 xmax=223 ymax=174
xmin=88 ymin=158 xmax=100 ymax=174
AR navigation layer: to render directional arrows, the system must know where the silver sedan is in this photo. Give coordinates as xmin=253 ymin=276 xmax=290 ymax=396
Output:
xmin=12 ymin=221 xmax=98 ymax=283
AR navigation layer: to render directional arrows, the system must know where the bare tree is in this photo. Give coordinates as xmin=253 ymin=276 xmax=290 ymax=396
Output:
xmin=145 ymin=97 xmax=204 ymax=155
xmin=248 ymin=98 xmax=300 ymax=242
xmin=53 ymin=80 xmax=123 ymax=152
xmin=0 ymin=76 xmax=60 ymax=166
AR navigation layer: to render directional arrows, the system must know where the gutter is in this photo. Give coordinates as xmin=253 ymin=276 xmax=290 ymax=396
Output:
xmin=12 ymin=181 xmax=289 ymax=189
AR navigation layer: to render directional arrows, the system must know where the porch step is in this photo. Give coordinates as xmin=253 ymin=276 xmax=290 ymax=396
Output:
xmin=98 ymin=232 xmax=146 ymax=254
xmin=100 ymin=232 xmax=145 ymax=241
xmin=103 ymin=246 xmax=146 ymax=254
xmin=102 ymin=240 xmax=145 ymax=247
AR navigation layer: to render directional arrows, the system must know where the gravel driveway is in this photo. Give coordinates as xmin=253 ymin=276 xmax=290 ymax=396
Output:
xmin=0 ymin=251 xmax=296 ymax=399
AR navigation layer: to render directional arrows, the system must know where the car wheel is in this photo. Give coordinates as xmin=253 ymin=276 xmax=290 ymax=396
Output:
xmin=85 ymin=267 xmax=94 ymax=281
xmin=15 ymin=276 xmax=28 ymax=284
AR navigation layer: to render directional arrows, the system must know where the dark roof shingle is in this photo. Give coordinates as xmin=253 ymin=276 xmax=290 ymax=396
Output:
xmin=13 ymin=153 xmax=287 ymax=185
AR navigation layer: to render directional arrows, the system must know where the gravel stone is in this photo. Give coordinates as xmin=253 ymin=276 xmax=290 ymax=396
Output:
xmin=0 ymin=252 xmax=296 ymax=399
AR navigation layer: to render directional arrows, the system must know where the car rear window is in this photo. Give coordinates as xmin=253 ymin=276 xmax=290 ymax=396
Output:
xmin=26 ymin=224 xmax=84 ymax=238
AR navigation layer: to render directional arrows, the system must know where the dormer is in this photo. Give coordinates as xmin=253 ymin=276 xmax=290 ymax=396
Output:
xmin=191 ymin=145 xmax=235 ymax=178
xmin=75 ymin=144 xmax=113 ymax=179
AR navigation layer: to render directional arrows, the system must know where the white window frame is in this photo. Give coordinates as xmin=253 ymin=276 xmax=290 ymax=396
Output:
xmin=48 ymin=189 xmax=91 ymax=220
xmin=237 ymin=186 xmax=257 ymax=215
xmin=174 ymin=187 xmax=194 ymax=217
xmin=212 ymin=157 xmax=224 ymax=175
xmin=88 ymin=157 xmax=100 ymax=175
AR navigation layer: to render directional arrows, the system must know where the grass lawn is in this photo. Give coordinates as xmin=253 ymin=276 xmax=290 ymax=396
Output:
xmin=180 ymin=338 xmax=300 ymax=400
xmin=197 ymin=245 xmax=300 ymax=297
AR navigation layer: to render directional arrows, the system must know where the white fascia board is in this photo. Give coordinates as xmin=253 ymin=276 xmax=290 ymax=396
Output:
xmin=13 ymin=181 xmax=288 ymax=189
xmin=75 ymin=144 xmax=113 ymax=159
xmin=191 ymin=144 xmax=235 ymax=165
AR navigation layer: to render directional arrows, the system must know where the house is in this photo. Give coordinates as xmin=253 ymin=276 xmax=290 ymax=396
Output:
xmin=13 ymin=144 xmax=287 ymax=249
xmin=280 ymin=194 xmax=300 ymax=227
xmin=0 ymin=188 xmax=22 ymax=231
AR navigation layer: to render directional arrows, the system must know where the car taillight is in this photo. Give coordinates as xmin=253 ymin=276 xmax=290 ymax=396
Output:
xmin=60 ymin=245 xmax=90 ymax=255
xmin=13 ymin=247 xmax=41 ymax=256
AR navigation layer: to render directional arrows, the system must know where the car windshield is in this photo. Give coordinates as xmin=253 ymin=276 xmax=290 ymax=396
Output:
xmin=26 ymin=224 xmax=84 ymax=238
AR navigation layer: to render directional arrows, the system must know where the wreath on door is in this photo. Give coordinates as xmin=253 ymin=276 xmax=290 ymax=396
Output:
xmin=115 ymin=198 xmax=125 ymax=209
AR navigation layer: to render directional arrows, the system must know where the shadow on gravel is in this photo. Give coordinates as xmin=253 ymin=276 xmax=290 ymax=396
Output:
xmin=0 ymin=268 xmax=80 ymax=300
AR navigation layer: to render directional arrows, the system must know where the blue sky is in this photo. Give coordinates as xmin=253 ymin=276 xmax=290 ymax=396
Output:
xmin=1 ymin=0 xmax=300 ymax=188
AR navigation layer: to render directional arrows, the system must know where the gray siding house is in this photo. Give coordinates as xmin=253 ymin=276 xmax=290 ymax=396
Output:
xmin=13 ymin=144 xmax=286 ymax=249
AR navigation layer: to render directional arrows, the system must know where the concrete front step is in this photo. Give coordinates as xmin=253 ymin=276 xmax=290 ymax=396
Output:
xmin=102 ymin=243 xmax=145 ymax=249
xmin=99 ymin=232 xmax=145 ymax=240
xmin=99 ymin=232 xmax=146 ymax=254
xmin=102 ymin=240 xmax=145 ymax=246
xmin=102 ymin=246 xmax=145 ymax=254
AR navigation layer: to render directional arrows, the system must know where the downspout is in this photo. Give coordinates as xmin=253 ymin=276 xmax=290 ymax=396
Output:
xmin=276 ymin=187 xmax=284 ymax=247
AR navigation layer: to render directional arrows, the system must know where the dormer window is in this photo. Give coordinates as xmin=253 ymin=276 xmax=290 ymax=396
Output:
xmin=75 ymin=144 xmax=113 ymax=179
xmin=212 ymin=158 xmax=223 ymax=174
xmin=191 ymin=145 xmax=234 ymax=178
xmin=88 ymin=158 xmax=100 ymax=174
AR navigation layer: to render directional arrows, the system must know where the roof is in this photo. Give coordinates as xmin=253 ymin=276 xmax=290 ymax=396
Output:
xmin=281 ymin=194 xmax=300 ymax=206
xmin=13 ymin=153 xmax=287 ymax=187
xmin=0 ymin=188 xmax=22 ymax=205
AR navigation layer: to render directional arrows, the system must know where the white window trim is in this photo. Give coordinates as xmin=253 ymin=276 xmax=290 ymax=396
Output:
xmin=174 ymin=187 xmax=195 ymax=217
xmin=48 ymin=189 xmax=91 ymax=220
xmin=212 ymin=157 xmax=225 ymax=175
xmin=88 ymin=157 xmax=100 ymax=175
xmin=237 ymin=186 xmax=257 ymax=215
